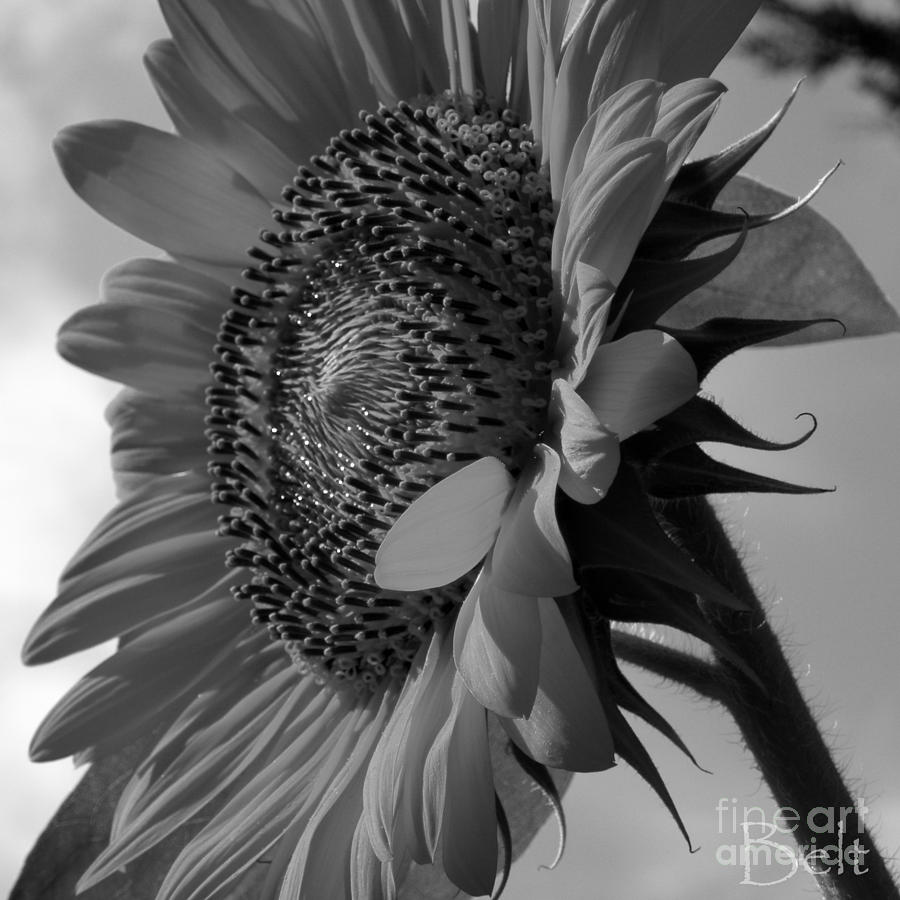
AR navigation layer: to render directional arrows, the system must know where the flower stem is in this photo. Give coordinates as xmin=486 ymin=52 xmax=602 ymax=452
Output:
xmin=609 ymin=631 xmax=725 ymax=703
xmin=655 ymin=496 xmax=899 ymax=900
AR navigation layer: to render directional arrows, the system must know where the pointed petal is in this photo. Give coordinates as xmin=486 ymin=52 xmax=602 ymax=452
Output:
xmin=670 ymin=85 xmax=801 ymax=208
xmin=660 ymin=1 xmax=762 ymax=84
xmin=616 ymin=228 xmax=748 ymax=333
xmin=53 ymin=121 xmax=269 ymax=264
xmin=503 ymin=600 xmax=615 ymax=771
xmin=577 ymin=330 xmax=698 ymax=440
xmin=490 ymin=446 xmax=578 ymax=597
xmin=552 ymin=379 xmax=621 ymax=503
xmin=453 ymin=571 xmax=543 ymax=718
xmin=662 ymin=175 xmax=900 ymax=343
xmin=374 ymin=457 xmax=514 ymax=591
xmin=559 ymin=469 xmax=743 ymax=609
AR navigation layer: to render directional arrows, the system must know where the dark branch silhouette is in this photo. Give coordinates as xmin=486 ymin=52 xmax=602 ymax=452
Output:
xmin=743 ymin=1 xmax=900 ymax=115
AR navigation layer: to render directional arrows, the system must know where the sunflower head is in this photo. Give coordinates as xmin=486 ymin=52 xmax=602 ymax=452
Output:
xmin=22 ymin=2 xmax=877 ymax=898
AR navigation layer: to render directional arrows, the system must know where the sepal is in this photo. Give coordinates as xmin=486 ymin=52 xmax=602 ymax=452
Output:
xmin=660 ymin=316 xmax=843 ymax=380
xmin=633 ymin=446 xmax=828 ymax=498
xmin=639 ymin=164 xmax=837 ymax=261
xmin=493 ymin=793 xmax=512 ymax=899
xmin=637 ymin=200 xmax=751 ymax=260
xmin=631 ymin=395 xmax=817 ymax=459
xmin=615 ymin=228 xmax=747 ymax=334
xmin=507 ymin=743 xmax=566 ymax=871
xmin=665 ymin=177 xmax=900 ymax=343
xmin=558 ymin=468 xmax=742 ymax=610
xmin=581 ymin=569 xmax=761 ymax=685
xmin=577 ymin=613 xmax=693 ymax=850
xmin=585 ymin=617 xmax=701 ymax=769
xmin=667 ymin=82 xmax=800 ymax=208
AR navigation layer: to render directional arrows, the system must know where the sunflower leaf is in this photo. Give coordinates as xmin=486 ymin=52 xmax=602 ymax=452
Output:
xmin=658 ymin=176 xmax=900 ymax=344
xmin=10 ymin=736 xmax=267 ymax=900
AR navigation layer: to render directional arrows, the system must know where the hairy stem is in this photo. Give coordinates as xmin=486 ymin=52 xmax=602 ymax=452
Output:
xmin=609 ymin=631 xmax=725 ymax=703
xmin=656 ymin=497 xmax=898 ymax=900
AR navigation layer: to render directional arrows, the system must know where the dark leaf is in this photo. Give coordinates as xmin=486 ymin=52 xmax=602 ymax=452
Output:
xmin=11 ymin=736 xmax=270 ymax=900
xmin=659 ymin=176 xmax=900 ymax=344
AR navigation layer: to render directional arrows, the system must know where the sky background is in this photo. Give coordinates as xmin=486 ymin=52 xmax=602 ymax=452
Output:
xmin=2 ymin=2 xmax=899 ymax=898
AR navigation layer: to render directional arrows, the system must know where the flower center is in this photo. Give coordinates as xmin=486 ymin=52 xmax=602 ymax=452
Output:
xmin=208 ymin=92 xmax=555 ymax=691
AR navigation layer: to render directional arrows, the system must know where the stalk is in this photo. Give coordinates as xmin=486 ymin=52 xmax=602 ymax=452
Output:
xmin=619 ymin=496 xmax=899 ymax=900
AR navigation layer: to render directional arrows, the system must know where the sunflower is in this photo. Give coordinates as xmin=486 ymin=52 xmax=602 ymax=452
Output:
xmin=22 ymin=1 xmax=831 ymax=898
